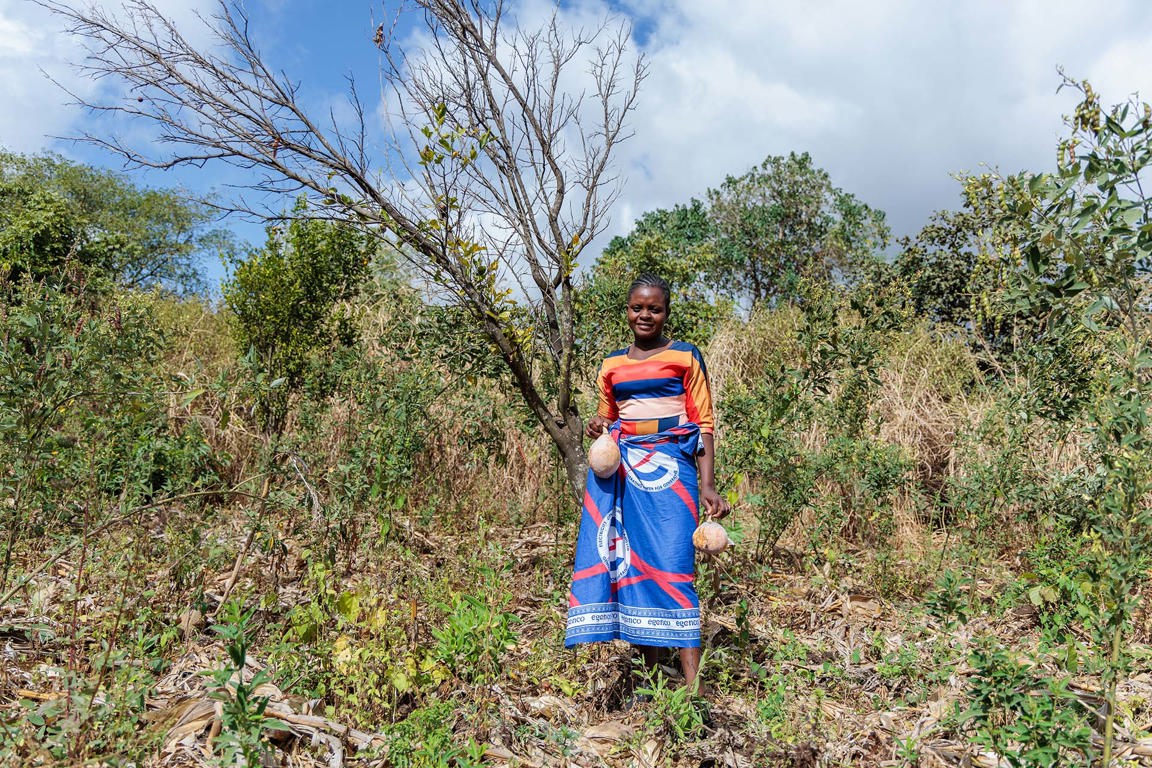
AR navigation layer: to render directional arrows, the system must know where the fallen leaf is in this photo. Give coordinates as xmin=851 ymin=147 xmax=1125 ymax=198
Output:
xmin=580 ymin=720 xmax=634 ymax=756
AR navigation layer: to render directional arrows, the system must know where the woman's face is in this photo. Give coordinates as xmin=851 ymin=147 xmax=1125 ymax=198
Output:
xmin=626 ymin=285 xmax=668 ymax=344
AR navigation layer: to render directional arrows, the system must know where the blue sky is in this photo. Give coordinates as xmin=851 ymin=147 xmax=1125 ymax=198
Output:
xmin=5 ymin=0 xmax=1152 ymax=291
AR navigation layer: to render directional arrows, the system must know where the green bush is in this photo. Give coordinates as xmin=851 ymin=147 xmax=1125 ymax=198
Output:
xmin=223 ymin=201 xmax=374 ymax=431
xmin=0 ymin=151 xmax=228 ymax=296
xmin=719 ymin=279 xmax=909 ymax=559
xmin=432 ymin=581 xmax=520 ymax=685
xmin=963 ymin=642 xmax=1092 ymax=767
xmin=0 ymin=277 xmax=174 ymax=580
xmin=381 ymin=701 xmax=487 ymax=768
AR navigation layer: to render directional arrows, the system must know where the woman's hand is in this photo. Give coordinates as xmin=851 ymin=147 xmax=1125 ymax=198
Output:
xmin=585 ymin=415 xmax=612 ymax=439
xmin=700 ymin=484 xmax=731 ymax=520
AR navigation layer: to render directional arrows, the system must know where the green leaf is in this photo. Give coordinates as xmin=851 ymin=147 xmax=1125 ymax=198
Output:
xmin=263 ymin=717 xmax=291 ymax=732
xmin=336 ymin=591 xmax=361 ymax=623
xmin=1121 ymin=204 xmax=1144 ymax=226
xmin=1071 ymin=206 xmax=1097 ymax=232
xmin=180 ymin=387 xmax=206 ymax=407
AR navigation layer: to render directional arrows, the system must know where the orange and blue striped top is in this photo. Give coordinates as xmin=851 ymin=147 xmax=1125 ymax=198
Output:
xmin=595 ymin=340 xmax=714 ymax=436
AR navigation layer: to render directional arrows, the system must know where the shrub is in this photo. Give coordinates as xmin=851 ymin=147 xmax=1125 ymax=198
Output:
xmin=223 ymin=202 xmax=373 ymax=431
xmin=0 ymin=276 xmax=172 ymax=584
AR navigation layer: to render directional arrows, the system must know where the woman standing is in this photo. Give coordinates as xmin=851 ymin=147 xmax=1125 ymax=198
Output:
xmin=565 ymin=274 xmax=730 ymax=694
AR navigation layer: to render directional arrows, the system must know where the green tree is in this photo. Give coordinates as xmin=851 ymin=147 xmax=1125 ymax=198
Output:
xmin=966 ymin=77 xmax=1152 ymax=764
xmin=223 ymin=204 xmax=373 ymax=431
xmin=594 ymin=153 xmax=889 ymax=329
xmin=0 ymin=152 xmax=228 ymax=295
xmin=580 ymin=200 xmax=732 ymax=364
xmin=888 ymin=194 xmax=1101 ymax=416
xmin=607 ymin=200 xmax=715 ymax=259
xmin=707 ymin=152 xmax=889 ymax=306
xmin=891 ymin=209 xmax=987 ymax=328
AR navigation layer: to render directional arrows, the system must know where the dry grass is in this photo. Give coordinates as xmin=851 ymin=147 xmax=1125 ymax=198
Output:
xmin=707 ymin=306 xmax=805 ymax=407
xmin=415 ymin=392 xmax=565 ymax=525
xmin=5 ymin=299 xmax=1150 ymax=767
xmin=872 ymin=331 xmax=985 ymax=505
xmin=9 ymin=497 xmax=1149 ymax=768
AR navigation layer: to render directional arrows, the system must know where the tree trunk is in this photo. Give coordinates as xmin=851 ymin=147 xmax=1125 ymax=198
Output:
xmin=500 ymin=349 xmax=587 ymax=499
xmin=554 ymin=418 xmax=588 ymax=501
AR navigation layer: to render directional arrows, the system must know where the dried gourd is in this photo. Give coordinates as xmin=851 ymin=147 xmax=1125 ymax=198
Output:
xmin=692 ymin=520 xmax=732 ymax=554
xmin=588 ymin=432 xmax=621 ymax=478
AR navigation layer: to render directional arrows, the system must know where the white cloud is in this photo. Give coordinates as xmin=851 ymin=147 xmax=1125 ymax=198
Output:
xmin=591 ymin=0 xmax=1152 ymax=252
xmin=0 ymin=0 xmax=85 ymax=153
xmin=0 ymin=0 xmax=220 ymax=155
xmin=0 ymin=13 xmax=35 ymax=57
xmin=5 ymin=0 xmax=1152 ymax=265
xmin=1089 ymin=35 xmax=1152 ymax=102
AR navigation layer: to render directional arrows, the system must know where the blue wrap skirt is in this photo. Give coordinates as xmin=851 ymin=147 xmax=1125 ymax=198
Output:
xmin=565 ymin=424 xmax=701 ymax=648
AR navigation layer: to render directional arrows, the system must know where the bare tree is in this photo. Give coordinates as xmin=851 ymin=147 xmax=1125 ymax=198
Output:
xmin=39 ymin=0 xmax=646 ymax=496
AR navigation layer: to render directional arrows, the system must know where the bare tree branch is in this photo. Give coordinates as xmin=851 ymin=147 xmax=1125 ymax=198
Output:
xmin=38 ymin=0 xmax=645 ymax=496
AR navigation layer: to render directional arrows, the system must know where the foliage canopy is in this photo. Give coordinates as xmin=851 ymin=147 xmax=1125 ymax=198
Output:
xmin=0 ymin=151 xmax=228 ymax=295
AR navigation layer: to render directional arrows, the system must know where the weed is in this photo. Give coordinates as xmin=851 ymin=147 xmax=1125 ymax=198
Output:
xmin=894 ymin=734 xmax=920 ymax=765
xmin=877 ymin=644 xmax=921 ymax=683
xmin=753 ymin=668 xmax=793 ymax=740
xmin=0 ymin=659 xmax=160 ymax=766
xmin=961 ymin=642 xmax=1092 ymax=767
xmin=924 ymin=569 xmax=974 ymax=628
xmin=432 ymin=568 xmax=520 ymax=684
xmin=636 ymin=670 xmax=710 ymax=743
xmin=513 ymin=720 xmax=579 ymax=757
xmin=380 ymin=701 xmax=487 ymax=768
xmin=205 ymin=601 xmax=288 ymax=766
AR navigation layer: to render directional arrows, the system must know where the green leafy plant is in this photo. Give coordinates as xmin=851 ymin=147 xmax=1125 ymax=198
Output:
xmin=223 ymin=199 xmax=373 ymax=432
xmin=721 ymin=278 xmax=909 ymax=561
xmin=0 ymin=276 xmax=172 ymax=590
xmin=636 ymin=667 xmax=710 ymax=743
xmin=205 ymin=601 xmax=287 ymax=766
xmin=1006 ymin=529 xmax=1104 ymax=649
xmin=967 ymin=77 xmax=1152 ymax=762
xmin=963 ymin=643 xmax=1092 ymax=767
xmin=431 ymin=580 xmax=520 ymax=684
xmin=924 ymin=569 xmax=974 ymax=629
xmin=380 ymin=701 xmax=487 ymax=768
xmin=751 ymin=666 xmax=793 ymax=740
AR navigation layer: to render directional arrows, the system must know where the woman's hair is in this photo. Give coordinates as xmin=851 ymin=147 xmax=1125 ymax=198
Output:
xmin=628 ymin=273 xmax=671 ymax=312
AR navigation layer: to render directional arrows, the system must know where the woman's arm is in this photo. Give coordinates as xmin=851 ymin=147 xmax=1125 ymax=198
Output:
xmin=587 ymin=361 xmax=617 ymax=438
xmin=684 ymin=346 xmax=728 ymax=519
xmin=697 ymin=432 xmax=730 ymax=519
